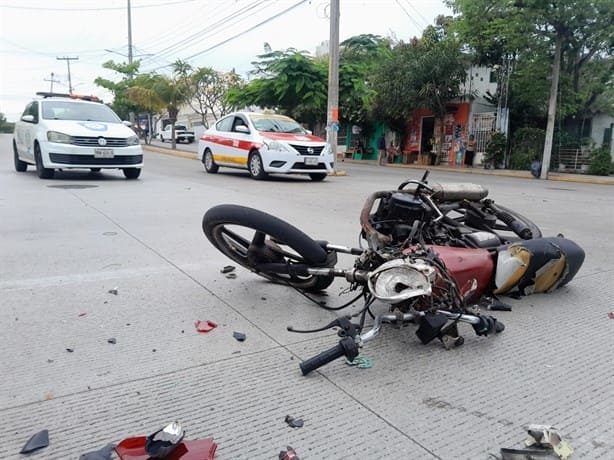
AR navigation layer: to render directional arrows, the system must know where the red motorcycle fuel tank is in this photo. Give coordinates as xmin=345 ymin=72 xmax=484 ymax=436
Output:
xmin=428 ymin=245 xmax=494 ymax=296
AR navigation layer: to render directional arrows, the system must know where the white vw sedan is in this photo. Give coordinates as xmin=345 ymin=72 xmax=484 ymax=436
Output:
xmin=198 ymin=111 xmax=333 ymax=181
xmin=13 ymin=92 xmax=143 ymax=179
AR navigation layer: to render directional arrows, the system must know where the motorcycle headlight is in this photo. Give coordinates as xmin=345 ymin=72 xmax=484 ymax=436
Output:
xmin=126 ymin=135 xmax=140 ymax=146
xmin=265 ymin=140 xmax=291 ymax=152
xmin=367 ymin=258 xmax=435 ymax=303
xmin=47 ymin=131 xmax=73 ymax=144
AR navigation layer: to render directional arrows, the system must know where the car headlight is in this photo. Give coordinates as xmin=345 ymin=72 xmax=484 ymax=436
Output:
xmin=367 ymin=258 xmax=436 ymax=303
xmin=265 ymin=140 xmax=291 ymax=152
xmin=126 ymin=135 xmax=140 ymax=146
xmin=47 ymin=131 xmax=73 ymax=144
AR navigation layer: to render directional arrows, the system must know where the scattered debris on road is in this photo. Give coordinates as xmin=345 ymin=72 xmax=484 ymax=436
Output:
xmin=79 ymin=443 xmax=115 ymax=460
xmin=195 ymin=320 xmax=217 ymax=333
xmin=608 ymin=312 xmax=614 ymax=319
xmin=345 ymin=355 xmax=373 ymax=369
xmin=66 ymin=347 xmax=75 ymax=353
xmin=232 ymin=331 xmax=246 ymax=342
xmin=78 ymin=312 xmax=87 ymax=317
xmin=225 ymin=272 xmax=237 ymax=279
xmin=220 ymin=265 xmax=235 ymax=274
xmin=279 ymin=445 xmax=300 ymax=459
xmin=107 ymin=338 xmax=117 ymax=344
xmin=285 ymin=415 xmax=304 ymax=428
xmin=20 ymin=429 xmax=49 ymax=454
xmin=525 ymin=425 xmax=574 ymax=459
xmin=108 ymin=287 xmax=119 ymax=295
xmin=145 ymin=421 xmax=185 ymax=458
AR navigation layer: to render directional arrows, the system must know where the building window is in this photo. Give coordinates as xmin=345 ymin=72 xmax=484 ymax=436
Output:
xmin=489 ymin=71 xmax=497 ymax=83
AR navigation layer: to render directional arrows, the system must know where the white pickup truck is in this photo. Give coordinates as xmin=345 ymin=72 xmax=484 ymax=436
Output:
xmin=159 ymin=124 xmax=195 ymax=143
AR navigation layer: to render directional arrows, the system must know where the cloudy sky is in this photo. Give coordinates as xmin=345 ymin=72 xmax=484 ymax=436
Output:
xmin=0 ymin=0 xmax=451 ymax=121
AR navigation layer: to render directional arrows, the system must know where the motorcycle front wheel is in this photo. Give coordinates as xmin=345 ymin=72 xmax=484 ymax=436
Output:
xmin=202 ymin=204 xmax=335 ymax=291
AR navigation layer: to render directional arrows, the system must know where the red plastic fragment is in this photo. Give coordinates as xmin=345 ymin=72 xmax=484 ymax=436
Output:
xmin=195 ymin=320 xmax=217 ymax=333
xmin=608 ymin=312 xmax=614 ymax=319
xmin=115 ymin=436 xmax=217 ymax=460
xmin=78 ymin=313 xmax=87 ymax=317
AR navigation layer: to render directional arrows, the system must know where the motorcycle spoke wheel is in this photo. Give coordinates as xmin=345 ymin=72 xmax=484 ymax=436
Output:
xmin=203 ymin=205 xmax=334 ymax=291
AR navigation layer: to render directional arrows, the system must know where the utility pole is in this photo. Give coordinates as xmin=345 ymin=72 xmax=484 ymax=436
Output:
xmin=43 ymin=72 xmax=60 ymax=93
xmin=326 ymin=0 xmax=340 ymax=172
xmin=540 ymin=35 xmax=562 ymax=180
xmin=127 ymin=0 xmax=133 ymax=66
xmin=56 ymin=56 xmax=79 ymax=93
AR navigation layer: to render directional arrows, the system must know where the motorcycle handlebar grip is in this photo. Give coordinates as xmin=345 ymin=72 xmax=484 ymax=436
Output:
xmin=299 ymin=337 xmax=356 ymax=376
xmin=496 ymin=209 xmax=533 ymax=239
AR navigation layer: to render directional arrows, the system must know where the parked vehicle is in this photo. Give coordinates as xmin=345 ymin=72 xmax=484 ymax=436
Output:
xmin=198 ymin=111 xmax=333 ymax=181
xmin=12 ymin=92 xmax=143 ymax=179
xmin=202 ymin=171 xmax=585 ymax=375
xmin=159 ymin=124 xmax=195 ymax=143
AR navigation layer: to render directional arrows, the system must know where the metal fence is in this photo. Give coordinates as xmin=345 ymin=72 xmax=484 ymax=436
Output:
xmin=552 ymin=147 xmax=592 ymax=172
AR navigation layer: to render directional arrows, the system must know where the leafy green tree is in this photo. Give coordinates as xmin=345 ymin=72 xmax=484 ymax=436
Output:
xmin=372 ymin=22 xmax=466 ymax=162
xmin=174 ymin=61 xmax=243 ymax=128
xmin=0 ymin=112 xmax=15 ymax=133
xmin=94 ymin=60 xmax=142 ymax=120
xmin=226 ymin=49 xmax=327 ymax=126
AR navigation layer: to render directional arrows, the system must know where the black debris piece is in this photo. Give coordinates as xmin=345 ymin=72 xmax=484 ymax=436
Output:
xmin=79 ymin=443 xmax=116 ymax=460
xmin=225 ymin=272 xmax=237 ymax=279
xmin=145 ymin=421 xmax=185 ymax=459
xmin=66 ymin=348 xmax=74 ymax=353
xmin=108 ymin=287 xmax=118 ymax=295
xmin=233 ymin=331 xmax=246 ymax=342
xmin=220 ymin=265 xmax=236 ymax=274
xmin=20 ymin=429 xmax=49 ymax=454
xmin=284 ymin=415 xmax=304 ymax=428
xmin=107 ymin=338 xmax=117 ymax=344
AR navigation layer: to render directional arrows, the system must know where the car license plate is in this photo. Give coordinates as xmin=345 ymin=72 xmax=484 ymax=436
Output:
xmin=94 ymin=148 xmax=114 ymax=158
xmin=305 ymin=157 xmax=318 ymax=165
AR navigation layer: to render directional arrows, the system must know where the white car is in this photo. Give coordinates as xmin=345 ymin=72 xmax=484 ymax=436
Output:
xmin=198 ymin=111 xmax=333 ymax=181
xmin=159 ymin=124 xmax=195 ymax=143
xmin=13 ymin=92 xmax=143 ymax=179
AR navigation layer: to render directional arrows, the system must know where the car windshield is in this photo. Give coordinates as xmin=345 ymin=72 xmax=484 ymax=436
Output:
xmin=249 ymin=114 xmax=307 ymax=134
xmin=175 ymin=125 xmax=187 ymax=130
xmin=41 ymin=101 xmax=122 ymax=123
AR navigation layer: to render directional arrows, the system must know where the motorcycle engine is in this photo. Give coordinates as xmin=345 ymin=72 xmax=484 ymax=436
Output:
xmin=374 ymin=193 xmax=431 ymax=242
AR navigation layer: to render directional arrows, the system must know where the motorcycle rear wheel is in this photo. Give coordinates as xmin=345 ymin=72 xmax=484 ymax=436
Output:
xmin=202 ymin=204 xmax=335 ymax=291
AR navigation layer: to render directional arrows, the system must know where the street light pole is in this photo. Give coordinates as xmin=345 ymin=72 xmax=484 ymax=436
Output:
xmin=127 ymin=0 xmax=133 ymax=66
xmin=326 ymin=0 xmax=340 ymax=172
xmin=44 ymin=72 xmax=60 ymax=93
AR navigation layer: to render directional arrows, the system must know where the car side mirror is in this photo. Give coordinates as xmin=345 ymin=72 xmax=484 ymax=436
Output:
xmin=122 ymin=120 xmax=132 ymax=127
xmin=235 ymin=125 xmax=249 ymax=134
xmin=305 ymin=129 xmax=312 ymax=135
xmin=21 ymin=114 xmax=35 ymax=123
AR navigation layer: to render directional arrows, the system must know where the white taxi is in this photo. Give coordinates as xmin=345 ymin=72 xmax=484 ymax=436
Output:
xmin=13 ymin=92 xmax=143 ymax=179
xmin=198 ymin=111 xmax=333 ymax=181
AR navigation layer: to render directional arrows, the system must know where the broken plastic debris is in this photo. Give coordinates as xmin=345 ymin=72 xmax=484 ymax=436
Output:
xmin=524 ymin=425 xmax=574 ymax=460
xmin=108 ymin=287 xmax=119 ymax=295
xmin=195 ymin=320 xmax=217 ymax=333
xmin=108 ymin=338 xmax=117 ymax=344
xmin=20 ymin=429 xmax=49 ymax=454
xmin=500 ymin=447 xmax=555 ymax=459
xmin=225 ymin=272 xmax=237 ymax=279
xmin=78 ymin=312 xmax=87 ymax=317
xmin=145 ymin=421 xmax=185 ymax=459
xmin=79 ymin=443 xmax=116 ymax=460
xmin=220 ymin=265 xmax=235 ymax=274
xmin=279 ymin=445 xmax=300 ymax=460
xmin=608 ymin=312 xmax=614 ymax=319
xmin=232 ymin=331 xmax=246 ymax=342
xmin=345 ymin=355 xmax=373 ymax=369
xmin=284 ymin=415 xmax=304 ymax=428
xmin=66 ymin=347 xmax=75 ymax=353
xmin=115 ymin=437 xmax=217 ymax=460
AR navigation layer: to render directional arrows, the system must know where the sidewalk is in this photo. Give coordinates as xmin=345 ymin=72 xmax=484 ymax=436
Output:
xmin=338 ymin=156 xmax=614 ymax=185
xmin=143 ymin=144 xmax=614 ymax=185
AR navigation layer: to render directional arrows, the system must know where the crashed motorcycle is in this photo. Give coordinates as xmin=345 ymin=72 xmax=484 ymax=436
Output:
xmin=202 ymin=171 xmax=585 ymax=375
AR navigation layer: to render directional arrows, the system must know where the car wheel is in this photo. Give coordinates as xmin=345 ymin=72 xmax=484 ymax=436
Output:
xmin=248 ymin=151 xmax=267 ymax=180
xmin=34 ymin=144 xmax=54 ymax=179
xmin=309 ymin=173 xmax=327 ymax=182
xmin=203 ymin=149 xmax=219 ymax=173
xmin=13 ymin=141 xmax=28 ymax=172
xmin=123 ymin=168 xmax=141 ymax=179
xmin=90 ymin=168 xmax=101 ymax=173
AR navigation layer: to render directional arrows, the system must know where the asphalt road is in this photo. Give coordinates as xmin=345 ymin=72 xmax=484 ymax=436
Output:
xmin=1 ymin=133 xmax=613 ymax=459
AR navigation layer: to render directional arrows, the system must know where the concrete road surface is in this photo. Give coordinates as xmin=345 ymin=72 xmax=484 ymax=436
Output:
xmin=1 ymin=134 xmax=613 ymax=459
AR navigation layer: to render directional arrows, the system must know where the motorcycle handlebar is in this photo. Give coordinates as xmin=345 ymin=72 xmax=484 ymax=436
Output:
xmin=299 ymin=336 xmax=358 ymax=376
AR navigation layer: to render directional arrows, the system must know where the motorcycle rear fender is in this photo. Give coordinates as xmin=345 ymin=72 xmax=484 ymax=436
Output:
xmin=494 ymin=237 xmax=585 ymax=295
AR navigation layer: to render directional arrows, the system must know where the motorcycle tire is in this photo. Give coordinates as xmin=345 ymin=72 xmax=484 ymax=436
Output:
xmin=202 ymin=204 xmax=335 ymax=291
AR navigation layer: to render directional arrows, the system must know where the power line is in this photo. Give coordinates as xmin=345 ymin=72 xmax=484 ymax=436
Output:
xmin=0 ymin=0 xmax=198 ymax=11
xmin=182 ymin=0 xmax=309 ymax=63
xmin=394 ymin=0 xmax=425 ymax=32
